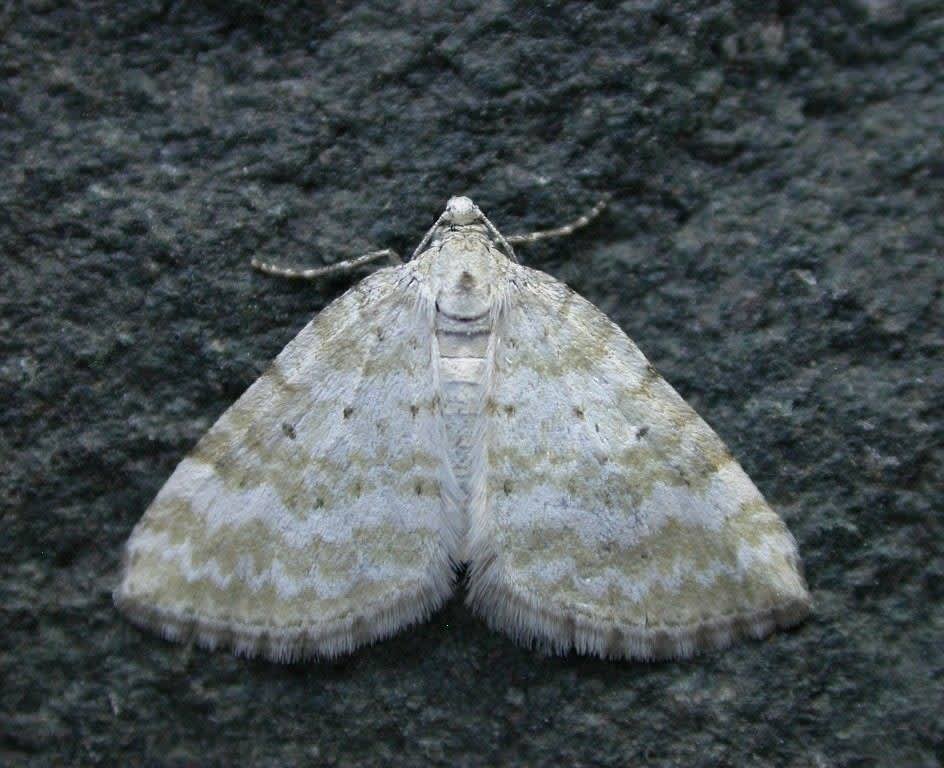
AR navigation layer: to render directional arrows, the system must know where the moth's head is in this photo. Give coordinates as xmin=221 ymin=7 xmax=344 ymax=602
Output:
xmin=412 ymin=196 xmax=516 ymax=265
xmin=442 ymin=196 xmax=483 ymax=226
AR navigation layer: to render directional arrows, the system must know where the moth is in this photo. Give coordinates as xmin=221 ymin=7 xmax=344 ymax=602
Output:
xmin=115 ymin=196 xmax=811 ymax=661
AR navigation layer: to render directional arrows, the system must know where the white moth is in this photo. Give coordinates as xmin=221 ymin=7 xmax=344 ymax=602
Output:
xmin=115 ymin=196 xmax=811 ymax=662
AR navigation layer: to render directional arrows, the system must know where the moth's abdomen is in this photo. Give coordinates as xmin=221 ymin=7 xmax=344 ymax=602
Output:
xmin=436 ymin=317 xmax=490 ymax=523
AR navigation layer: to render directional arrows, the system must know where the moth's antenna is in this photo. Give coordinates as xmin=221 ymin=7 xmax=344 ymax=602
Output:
xmin=475 ymin=206 xmax=518 ymax=263
xmin=252 ymin=195 xmax=611 ymax=280
xmin=506 ymin=195 xmax=611 ymax=246
xmin=411 ymin=210 xmax=449 ymax=260
xmin=251 ymin=249 xmax=401 ymax=279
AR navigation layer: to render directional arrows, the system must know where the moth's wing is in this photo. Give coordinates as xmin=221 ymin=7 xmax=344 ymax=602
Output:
xmin=467 ymin=266 xmax=811 ymax=660
xmin=115 ymin=267 xmax=460 ymax=661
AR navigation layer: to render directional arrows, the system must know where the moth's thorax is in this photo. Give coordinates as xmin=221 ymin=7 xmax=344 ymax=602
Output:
xmin=428 ymin=231 xmax=504 ymax=326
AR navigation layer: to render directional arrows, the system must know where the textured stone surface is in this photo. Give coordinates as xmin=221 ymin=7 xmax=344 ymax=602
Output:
xmin=1 ymin=1 xmax=942 ymax=766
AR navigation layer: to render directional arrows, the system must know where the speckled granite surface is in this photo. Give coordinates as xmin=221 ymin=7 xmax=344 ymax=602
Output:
xmin=1 ymin=1 xmax=942 ymax=765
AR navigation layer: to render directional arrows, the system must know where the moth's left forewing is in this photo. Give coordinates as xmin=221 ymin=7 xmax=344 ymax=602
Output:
xmin=468 ymin=265 xmax=811 ymax=660
xmin=116 ymin=266 xmax=460 ymax=660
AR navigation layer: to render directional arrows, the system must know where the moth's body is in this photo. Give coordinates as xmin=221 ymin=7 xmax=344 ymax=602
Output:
xmin=116 ymin=196 xmax=811 ymax=662
xmin=430 ymin=225 xmax=501 ymax=539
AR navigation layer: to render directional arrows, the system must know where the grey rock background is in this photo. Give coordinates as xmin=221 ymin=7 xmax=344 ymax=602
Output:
xmin=1 ymin=0 xmax=942 ymax=765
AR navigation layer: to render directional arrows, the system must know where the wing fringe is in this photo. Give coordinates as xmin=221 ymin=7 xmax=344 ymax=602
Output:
xmin=114 ymin=565 xmax=456 ymax=662
xmin=465 ymin=556 xmax=811 ymax=660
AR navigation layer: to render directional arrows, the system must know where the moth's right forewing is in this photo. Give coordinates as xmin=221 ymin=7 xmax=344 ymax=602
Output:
xmin=468 ymin=266 xmax=811 ymax=660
